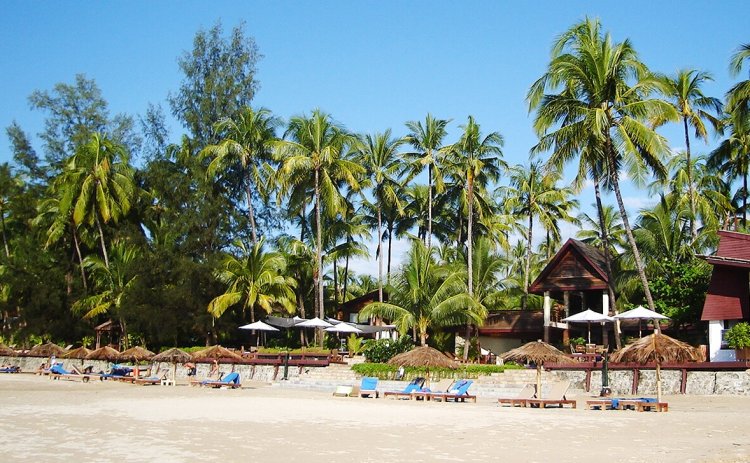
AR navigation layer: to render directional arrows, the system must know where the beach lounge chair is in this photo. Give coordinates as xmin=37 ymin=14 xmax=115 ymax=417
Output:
xmin=383 ymin=377 xmax=426 ymax=400
xmin=134 ymin=369 xmax=168 ymax=386
xmin=0 ymin=366 xmax=20 ymax=373
xmin=429 ymin=380 xmax=476 ymax=403
xmin=200 ymin=372 xmax=241 ymax=389
xmin=49 ymin=364 xmax=95 ymax=383
xmin=99 ymin=365 xmax=134 ymax=382
xmin=525 ymin=380 xmax=576 ymax=408
xmin=498 ymin=383 xmax=536 ymax=407
xmin=332 ymin=385 xmax=356 ymax=397
xmin=359 ymin=377 xmax=379 ymax=398
xmin=610 ymin=397 xmax=668 ymax=412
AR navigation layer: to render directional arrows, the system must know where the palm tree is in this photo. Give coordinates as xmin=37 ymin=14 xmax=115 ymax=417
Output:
xmin=501 ymin=162 xmax=573 ymax=310
xmin=276 ymin=110 xmax=363 ymax=332
xmin=63 ymin=133 xmax=135 ymax=268
xmin=577 ymin=204 xmax=625 ymax=252
xmin=709 ymin=112 xmax=750 ymax=227
xmin=403 ymin=114 xmax=449 ymax=250
xmin=208 ymin=238 xmax=296 ymax=323
xmin=443 ymin=116 xmax=505 ymax=360
xmin=356 ymin=130 xmax=405 ymax=303
xmin=201 ymin=107 xmax=279 ymax=243
xmin=727 ymin=43 xmax=750 ymax=117
xmin=72 ymin=240 xmax=138 ymax=348
xmin=358 ymin=240 xmax=480 ymax=346
xmin=653 ymin=69 xmax=723 ymax=241
xmin=528 ymin=17 xmax=674 ymax=315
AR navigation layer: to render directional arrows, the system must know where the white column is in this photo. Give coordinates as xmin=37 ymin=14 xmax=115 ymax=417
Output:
xmin=602 ymin=290 xmax=609 ymax=316
xmin=543 ymin=291 xmax=551 ymax=342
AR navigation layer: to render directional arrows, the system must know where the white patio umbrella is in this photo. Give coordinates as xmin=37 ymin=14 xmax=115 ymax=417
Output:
xmin=295 ymin=317 xmax=333 ymax=328
xmin=239 ymin=320 xmax=279 ymax=346
xmin=614 ymin=306 xmax=670 ymax=338
xmin=324 ymin=322 xmax=363 ymax=334
xmin=562 ymin=309 xmax=614 ymax=344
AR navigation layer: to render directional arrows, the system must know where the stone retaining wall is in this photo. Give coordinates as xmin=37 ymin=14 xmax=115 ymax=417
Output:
xmin=552 ymin=368 xmax=750 ymax=395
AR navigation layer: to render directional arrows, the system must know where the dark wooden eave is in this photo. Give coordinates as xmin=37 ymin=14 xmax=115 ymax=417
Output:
xmin=529 ymin=239 xmax=609 ymax=294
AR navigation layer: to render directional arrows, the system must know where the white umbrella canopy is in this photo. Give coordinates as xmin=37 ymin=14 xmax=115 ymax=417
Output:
xmin=614 ymin=306 xmax=670 ymax=337
xmin=239 ymin=321 xmax=280 ymax=331
xmin=295 ymin=317 xmax=333 ymax=328
xmin=325 ymin=322 xmax=363 ymax=334
xmin=562 ymin=309 xmax=614 ymax=344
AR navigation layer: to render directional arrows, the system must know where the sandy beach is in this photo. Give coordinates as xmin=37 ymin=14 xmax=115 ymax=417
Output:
xmin=0 ymin=374 xmax=748 ymax=463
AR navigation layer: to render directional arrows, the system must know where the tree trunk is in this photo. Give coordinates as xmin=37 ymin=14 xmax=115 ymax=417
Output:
xmin=744 ymin=168 xmax=748 ymax=228
xmin=72 ymin=229 xmax=88 ymax=291
xmin=314 ymin=168 xmax=324 ymax=346
xmin=593 ymin=177 xmax=620 ymax=349
xmin=245 ymin=172 xmax=258 ymax=244
xmin=333 ymin=259 xmax=339 ymax=309
xmin=96 ymin=216 xmax=109 ymax=268
xmin=377 ymin=207 xmax=383 ymax=303
xmin=464 ymin=170 xmax=474 ymax=361
xmin=297 ymin=291 xmax=307 ymax=346
xmin=427 ymin=161 xmax=433 ymax=250
xmin=683 ymin=117 xmax=697 ymax=242
xmin=609 ymin=158 xmax=658 ymax=324
xmin=523 ymin=212 xmax=534 ymax=311
xmin=119 ymin=318 xmax=129 ymax=349
xmin=343 ymin=238 xmax=351 ymax=303
xmin=420 ymin=330 xmax=427 ymax=347
xmin=0 ymin=205 xmax=9 ymax=260
xmin=387 ymin=222 xmax=394 ymax=283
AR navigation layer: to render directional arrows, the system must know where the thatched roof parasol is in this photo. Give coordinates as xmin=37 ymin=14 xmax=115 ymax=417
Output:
xmin=501 ymin=341 xmax=573 ymax=399
xmin=153 ymin=347 xmax=194 ymax=382
xmin=192 ymin=345 xmax=242 ymax=362
xmin=86 ymin=346 xmax=120 ymax=361
xmin=611 ymin=333 xmax=701 ymax=403
xmin=611 ymin=333 xmax=703 ymax=364
xmin=63 ymin=346 xmax=91 ymax=359
xmin=152 ymin=347 xmax=193 ymax=363
xmin=27 ymin=342 xmax=66 ymax=357
xmin=0 ymin=344 xmax=16 ymax=356
xmin=388 ymin=346 xmax=459 ymax=369
xmin=118 ymin=346 xmax=155 ymax=363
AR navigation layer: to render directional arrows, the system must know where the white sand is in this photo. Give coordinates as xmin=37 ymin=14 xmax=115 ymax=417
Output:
xmin=0 ymin=374 xmax=748 ymax=462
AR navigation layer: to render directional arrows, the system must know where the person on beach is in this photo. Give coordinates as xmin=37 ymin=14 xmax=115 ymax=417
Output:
xmin=185 ymin=362 xmax=196 ymax=376
xmin=208 ymin=360 xmax=220 ymax=380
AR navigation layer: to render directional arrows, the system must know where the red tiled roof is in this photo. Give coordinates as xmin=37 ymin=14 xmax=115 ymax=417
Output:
xmin=701 ymin=266 xmax=750 ymax=321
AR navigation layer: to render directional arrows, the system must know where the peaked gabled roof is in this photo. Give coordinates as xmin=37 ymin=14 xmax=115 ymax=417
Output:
xmin=704 ymin=230 xmax=750 ymax=268
xmin=701 ymin=231 xmax=750 ymax=321
xmin=529 ymin=239 xmax=609 ymax=294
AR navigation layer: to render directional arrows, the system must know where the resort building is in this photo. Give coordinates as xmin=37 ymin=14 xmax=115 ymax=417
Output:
xmin=701 ymin=230 xmax=750 ymax=361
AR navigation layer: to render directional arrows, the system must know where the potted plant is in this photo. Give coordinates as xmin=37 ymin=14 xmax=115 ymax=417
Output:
xmin=725 ymin=322 xmax=750 ymax=361
xmin=569 ymin=337 xmax=587 ymax=353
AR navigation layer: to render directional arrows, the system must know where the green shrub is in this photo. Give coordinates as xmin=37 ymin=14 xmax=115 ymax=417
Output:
xmin=569 ymin=337 xmax=586 ymax=346
xmin=361 ymin=335 xmax=414 ymax=363
xmin=725 ymin=322 xmax=750 ymax=349
xmin=346 ymin=335 xmax=363 ymax=356
xmin=351 ymin=362 xmax=524 ymax=380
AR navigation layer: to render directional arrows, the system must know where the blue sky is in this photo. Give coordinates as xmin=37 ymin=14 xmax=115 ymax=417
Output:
xmin=1 ymin=1 xmax=748 ymax=274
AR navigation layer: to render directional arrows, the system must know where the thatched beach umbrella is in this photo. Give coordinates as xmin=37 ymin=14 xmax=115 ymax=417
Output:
xmin=118 ymin=346 xmax=155 ymax=364
xmin=611 ymin=333 xmax=702 ymax=403
xmin=152 ymin=348 xmax=193 ymax=381
xmin=192 ymin=345 xmax=242 ymax=363
xmin=28 ymin=342 xmax=66 ymax=358
xmin=388 ymin=346 xmax=458 ymax=387
xmin=501 ymin=341 xmax=572 ymax=399
xmin=63 ymin=347 xmax=91 ymax=359
xmin=0 ymin=344 xmax=16 ymax=357
xmin=86 ymin=346 xmax=120 ymax=362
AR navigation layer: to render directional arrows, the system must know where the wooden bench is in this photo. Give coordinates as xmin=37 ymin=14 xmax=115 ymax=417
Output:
xmin=616 ymin=399 xmax=668 ymax=412
xmin=585 ymin=399 xmax=613 ymax=410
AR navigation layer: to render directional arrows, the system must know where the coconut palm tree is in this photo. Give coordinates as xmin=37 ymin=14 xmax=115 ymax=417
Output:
xmin=358 ymin=239 xmax=481 ymax=346
xmin=201 ymin=107 xmax=279 ymax=243
xmin=727 ymin=43 xmax=750 ymax=117
xmin=356 ymin=130 xmax=405 ymax=303
xmin=709 ymin=112 xmax=750 ymax=228
xmin=528 ymin=17 xmax=675 ymax=315
xmin=62 ymin=133 xmax=135 ymax=268
xmin=501 ymin=162 xmax=573 ymax=310
xmin=208 ymin=238 xmax=296 ymax=323
xmin=276 ymin=110 xmax=363 ymax=330
xmin=653 ymin=70 xmax=723 ymax=241
xmin=72 ymin=240 xmax=139 ymax=347
xmin=403 ymin=114 xmax=449 ymax=250
xmin=577 ymin=204 xmax=625 ymax=253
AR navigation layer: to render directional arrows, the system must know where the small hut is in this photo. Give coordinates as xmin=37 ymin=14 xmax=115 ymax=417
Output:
xmin=501 ymin=340 xmax=572 ymax=398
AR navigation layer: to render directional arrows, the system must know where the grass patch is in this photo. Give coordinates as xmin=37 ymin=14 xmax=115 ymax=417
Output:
xmin=351 ymin=362 xmax=523 ymax=380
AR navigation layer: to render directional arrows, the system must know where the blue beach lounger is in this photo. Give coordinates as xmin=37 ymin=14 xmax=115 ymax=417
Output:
xmin=429 ymin=380 xmax=476 ymax=403
xmin=359 ymin=377 xmax=379 ymax=398
xmin=383 ymin=377 xmax=426 ymax=399
xmin=200 ymin=371 xmax=241 ymax=389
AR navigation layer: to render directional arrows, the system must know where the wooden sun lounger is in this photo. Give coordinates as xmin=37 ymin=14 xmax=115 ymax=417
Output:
xmin=616 ymin=399 xmax=668 ymax=412
xmin=524 ymin=380 xmax=577 ymax=409
xmin=429 ymin=380 xmax=476 ymax=403
xmin=134 ymin=369 xmax=168 ymax=386
xmin=50 ymin=365 xmax=97 ymax=383
xmin=585 ymin=399 xmax=613 ymax=410
xmin=498 ymin=384 xmax=536 ymax=407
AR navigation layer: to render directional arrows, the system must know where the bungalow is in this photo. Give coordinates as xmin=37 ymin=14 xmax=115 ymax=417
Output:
xmin=700 ymin=230 xmax=750 ymax=361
